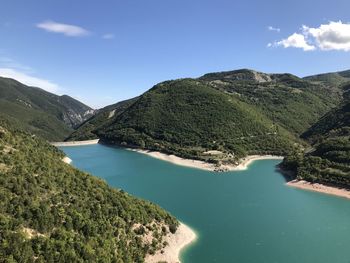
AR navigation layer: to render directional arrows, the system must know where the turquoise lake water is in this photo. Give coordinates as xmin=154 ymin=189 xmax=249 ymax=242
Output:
xmin=61 ymin=144 xmax=350 ymax=263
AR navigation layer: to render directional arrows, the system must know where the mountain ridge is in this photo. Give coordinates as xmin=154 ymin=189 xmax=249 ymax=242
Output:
xmin=282 ymin=97 xmax=350 ymax=186
xmin=0 ymin=76 xmax=95 ymax=141
xmin=70 ymin=68 xmax=343 ymax=165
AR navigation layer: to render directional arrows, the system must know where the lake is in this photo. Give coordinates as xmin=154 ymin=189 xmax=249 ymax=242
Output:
xmin=61 ymin=144 xmax=350 ymax=263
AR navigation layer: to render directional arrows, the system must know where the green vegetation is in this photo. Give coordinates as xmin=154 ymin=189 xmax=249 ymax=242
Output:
xmin=4 ymin=67 xmax=350 ymax=261
xmin=97 ymin=78 xmax=302 ymax=164
xmin=1 ymin=67 xmax=350 ymax=260
xmin=282 ymin=99 xmax=350 ymax=186
xmin=302 ymin=100 xmax=350 ymax=143
xmin=200 ymin=69 xmax=341 ymax=135
xmin=0 ymin=119 xmax=178 ymax=262
xmin=66 ymin=97 xmax=138 ymax=141
xmin=0 ymin=77 xmax=95 ymax=141
xmin=304 ymin=69 xmax=350 ymax=88
xmin=72 ymin=69 xmax=340 ymax=165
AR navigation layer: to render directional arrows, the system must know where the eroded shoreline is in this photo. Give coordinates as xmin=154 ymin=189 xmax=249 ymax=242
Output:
xmin=128 ymin=148 xmax=283 ymax=172
xmin=287 ymin=180 xmax=350 ymax=199
xmin=51 ymin=139 xmax=100 ymax=147
xmin=145 ymin=222 xmax=197 ymax=263
xmin=130 ymin=148 xmax=350 ymax=199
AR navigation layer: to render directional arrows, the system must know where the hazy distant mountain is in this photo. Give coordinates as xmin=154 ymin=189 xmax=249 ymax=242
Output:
xmin=0 ymin=77 xmax=95 ymax=141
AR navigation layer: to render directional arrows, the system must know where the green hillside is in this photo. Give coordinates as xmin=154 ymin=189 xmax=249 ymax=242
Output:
xmin=200 ymin=69 xmax=341 ymax=135
xmin=0 ymin=77 xmax=95 ymax=141
xmin=0 ymin=119 xmax=178 ymax=262
xmin=302 ymin=101 xmax=350 ymax=143
xmin=66 ymin=97 xmax=138 ymax=141
xmin=304 ymin=69 xmax=350 ymax=88
xmin=96 ymin=78 xmax=301 ymax=164
xmin=282 ymin=99 xmax=350 ymax=186
xmin=71 ymin=69 xmax=341 ymax=165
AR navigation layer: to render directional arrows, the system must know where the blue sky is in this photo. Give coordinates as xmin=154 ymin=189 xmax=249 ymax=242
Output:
xmin=1 ymin=0 xmax=350 ymax=108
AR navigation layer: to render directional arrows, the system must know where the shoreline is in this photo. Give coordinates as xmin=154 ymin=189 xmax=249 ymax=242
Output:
xmin=51 ymin=139 xmax=100 ymax=147
xmin=62 ymin=156 xmax=72 ymax=164
xmin=145 ymin=222 xmax=197 ymax=263
xmin=287 ymin=180 xmax=350 ymax=199
xmin=131 ymin=147 xmax=350 ymax=199
xmin=128 ymin=148 xmax=283 ymax=172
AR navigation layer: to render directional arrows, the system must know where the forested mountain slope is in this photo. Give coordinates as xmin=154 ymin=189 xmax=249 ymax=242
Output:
xmin=282 ymin=99 xmax=350 ymax=186
xmin=71 ymin=69 xmax=341 ymax=165
xmin=0 ymin=77 xmax=95 ymax=141
xmin=304 ymin=69 xmax=350 ymax=87
xmin=66 ymin=97 xmax=138 ymax=141
xmin=0 ymin=119 xmax=178 ymax=262
xmin=96 ymin=79 xmax=301 ymax=164
xmin=200 ymin=69 xmax=341 ymax=135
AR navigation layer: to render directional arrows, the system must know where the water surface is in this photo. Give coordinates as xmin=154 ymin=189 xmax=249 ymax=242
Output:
xmin=62 ymin=144 xmax=350 ymax=263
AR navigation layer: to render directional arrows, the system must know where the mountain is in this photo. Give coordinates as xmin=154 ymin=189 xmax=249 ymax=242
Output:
xmin=71 ymin=69 xmax=341 ymax=165
xmin=0 ymin=77 xmax=95 ymax=141
xmin=302 ymin=100 xmax=350 ymax=143
xmin=282 ymin=99 xmax=350 ymax=186
xmin=66 ymin=97 xmax=138 ymax=141
xmin=0 ymin=118 xmax=178 ymax=262
xmin=304 ymin=69 xmax=350 ymax=88
xmin=97 ymin=78 xmax=300 ymax=163
xmin=200 ymin=69 xmax=341 ymax=135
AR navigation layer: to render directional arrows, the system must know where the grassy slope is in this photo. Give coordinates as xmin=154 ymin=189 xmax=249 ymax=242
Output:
xmin=0 ymin=77 xmax=94 ymax=141
xmin=0 ymin=119 xmax=178 ymax=262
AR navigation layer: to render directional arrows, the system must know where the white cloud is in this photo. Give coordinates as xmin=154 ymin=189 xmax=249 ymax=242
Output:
xmin=269 ymin=21 xmax=350 ymax=52
xmin=36 ymin=20 xmax=90 ymax=37
xmin=302 ymin=21 xmax=350 ymax=51
xmin=272 ymin=33 xmax=315 ymax=51
xmin=0 ymin=68 xmax=60 ymax=93
xmin=0 ymin=57 xmax=34 ymax=73
xmin=268 ymin=26 xmax=280 ymax=32
xmin=102 ymin=33 xmax=115 ymax=40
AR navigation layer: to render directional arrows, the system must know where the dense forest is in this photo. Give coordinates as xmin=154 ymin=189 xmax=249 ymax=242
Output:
xmin=97 ymin=79 xmax=300 ymax=164
xmin=281 ymin=71 xmax=350 ymax=186
xmin=1 ymin=67 xmax=350 ymax=261
xmin=72 ymin=69 xmax=341 ymax=166
xmin=0 ymin=119 xmax=178 ymax=262
xmin=200 ymin=70 xmax=341 ymax=135
xmin=282 ymin=98 xmax=350 ymax=186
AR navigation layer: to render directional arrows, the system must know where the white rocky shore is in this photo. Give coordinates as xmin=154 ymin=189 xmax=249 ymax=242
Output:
xmin=146 ymin=222 xmax=197 ymax=263
xmin=51 ymin=139 xmax=100 ymax=147
xmin=129 ymin=148 xmax=283 ymax=172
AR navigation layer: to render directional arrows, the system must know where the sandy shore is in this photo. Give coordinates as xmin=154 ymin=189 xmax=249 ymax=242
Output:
xmin=129 ymin=148 xmax=283 ymax=172
xmin=62 ymin=156 xmax=72 ymax=164
xmin=233 ymin=155 xmax=284 ymax=171
xmin=51 ymin=139 xmax=100 ymax=147
xmin=287 ymin=180 xmax=350 ymax=199
xmin=145 ymin=222 xmax=197 ymax=263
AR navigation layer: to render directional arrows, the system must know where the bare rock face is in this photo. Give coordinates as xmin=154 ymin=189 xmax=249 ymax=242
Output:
xmin=57 ymin=95 xmax=96 ymax=128
xmin=200 ymin=69 xmax=273 ymax=83
xmin=62 ymin=109 xmax=96 ymax=128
